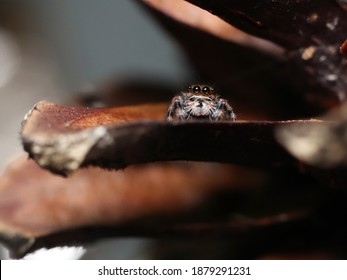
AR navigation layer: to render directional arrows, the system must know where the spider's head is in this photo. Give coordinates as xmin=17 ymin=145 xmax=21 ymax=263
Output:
xmin=184 ymin=85 xmax=218 ymax=118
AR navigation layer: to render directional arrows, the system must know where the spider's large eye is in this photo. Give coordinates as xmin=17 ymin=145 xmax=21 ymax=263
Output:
xmin=202 ymin=86 xmax=210 ymax=94
xmin=192 ymin=85 xmax=201 ymax=93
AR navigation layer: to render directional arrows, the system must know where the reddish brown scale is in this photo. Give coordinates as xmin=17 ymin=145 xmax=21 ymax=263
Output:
xmin=341 ymin=40 xmax=347 ymax=59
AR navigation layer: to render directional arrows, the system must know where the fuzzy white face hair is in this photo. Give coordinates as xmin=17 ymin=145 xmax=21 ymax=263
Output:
xmin=183 ymin=93 xmax=217 ymax=119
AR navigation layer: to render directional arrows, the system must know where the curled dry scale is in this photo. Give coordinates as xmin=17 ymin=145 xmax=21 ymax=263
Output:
xmin=1 ymin=0 xmax=347 ymax=259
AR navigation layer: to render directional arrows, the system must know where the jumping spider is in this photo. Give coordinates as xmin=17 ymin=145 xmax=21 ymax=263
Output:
xmin=167 ymin=84 xmax=236 ymax=121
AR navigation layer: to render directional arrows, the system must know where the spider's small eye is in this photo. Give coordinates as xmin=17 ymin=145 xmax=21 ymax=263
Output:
xmin=193 ymin=85 xmax=201 ymax=93
xmin=202 ymin=86 xmax=210 ymax=94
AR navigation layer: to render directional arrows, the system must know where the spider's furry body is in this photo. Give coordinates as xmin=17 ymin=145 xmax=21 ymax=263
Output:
xmin=167 ymin=85 xmax=236 ymax=122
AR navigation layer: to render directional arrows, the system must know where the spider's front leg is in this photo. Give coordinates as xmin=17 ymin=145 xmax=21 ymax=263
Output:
xmin=212 ymin=98 xmax=236 ymax=121
xmin=167 ymin=95 xmax=184 ymax=122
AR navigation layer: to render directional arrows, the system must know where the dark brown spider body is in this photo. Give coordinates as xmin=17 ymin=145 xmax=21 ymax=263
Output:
xmin=167 ymin=85 xmax=236 ymax=122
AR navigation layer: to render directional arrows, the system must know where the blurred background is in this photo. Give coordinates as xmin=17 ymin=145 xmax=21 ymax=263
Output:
xmin=0 ymin=0 xmax=192 ymax=259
